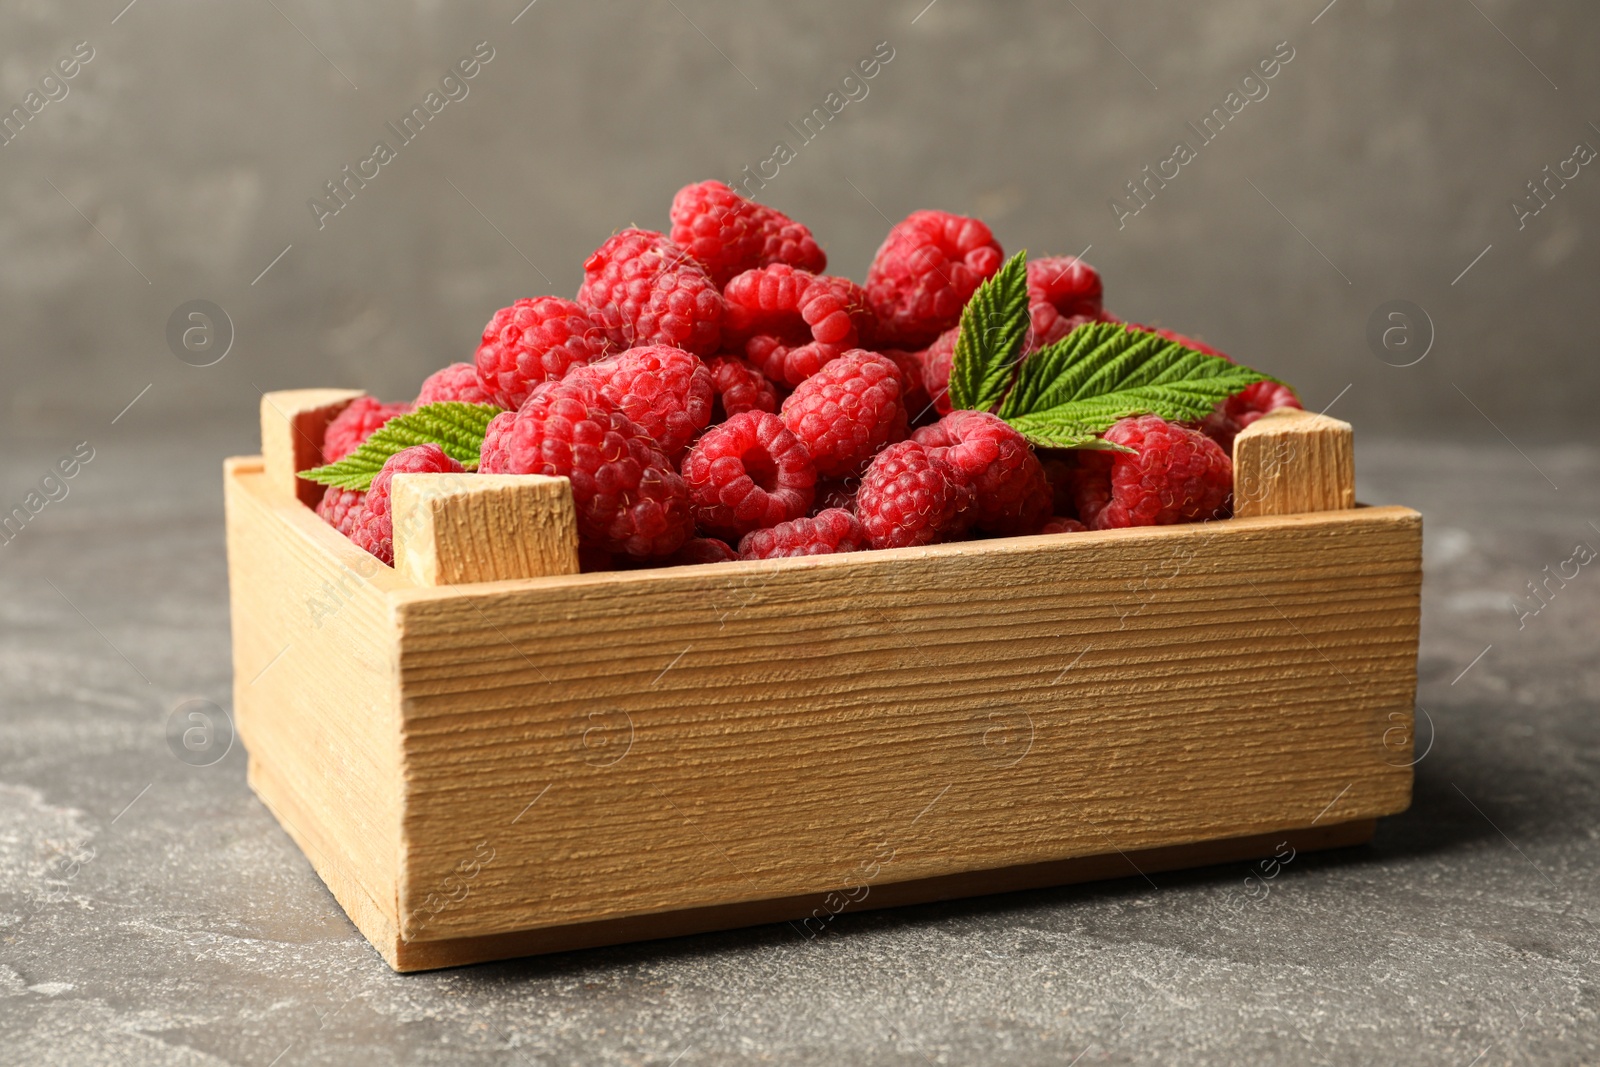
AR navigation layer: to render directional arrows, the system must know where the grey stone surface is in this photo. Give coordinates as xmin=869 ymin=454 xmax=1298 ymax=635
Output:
xmin=0 ymin=423 xmax=1596 ymax=1065
xmin=1 ymin=1 xmax=1599 ymax=439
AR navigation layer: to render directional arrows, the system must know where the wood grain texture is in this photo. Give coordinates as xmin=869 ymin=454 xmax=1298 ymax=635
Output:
xmin=391 ymin=473 xmax=580 ymax=587
xmin=1233 ymin=407 xmax=1356 ymax=517
xmin=386 ymin=818 xmax=1376 ymax=972
xmin=388 ymin=505 xmax=1420 ymax=945
xmin=225 ymin=457 xmax=409 ymax=932
xmin=260 ymin=389 xmax=366 ymax=505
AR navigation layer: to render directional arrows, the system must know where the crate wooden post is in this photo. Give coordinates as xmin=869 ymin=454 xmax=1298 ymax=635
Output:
xmin=1232 ymin=408 xmax=1356 ymax=518
xmin=390 ymin=473 xmax=581 ymax=586
xmin=260 ymin=389 xmax=367 ymax=506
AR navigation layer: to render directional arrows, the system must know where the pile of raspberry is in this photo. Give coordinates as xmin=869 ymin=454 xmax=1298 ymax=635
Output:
xmin=315 ymin=180 xmax=1299 ymax=569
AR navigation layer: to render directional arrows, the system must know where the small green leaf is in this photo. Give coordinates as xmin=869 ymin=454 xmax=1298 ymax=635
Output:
xmin=998 ymin=322 xmax=1275 ymax=449
xmin=947 ymin=250 xmax=1030 ymax=413
xmin=302 ymin=401 xmax=502 ymax=491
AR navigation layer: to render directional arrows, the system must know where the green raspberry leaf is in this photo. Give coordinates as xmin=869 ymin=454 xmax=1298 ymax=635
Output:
xmin=301 ymin=401 xmax=502 ymax=492
xmin=947 ymin=250 xmax=1030 ymax=413
xmin=996 ymin=322 xmax=1276 ymax=450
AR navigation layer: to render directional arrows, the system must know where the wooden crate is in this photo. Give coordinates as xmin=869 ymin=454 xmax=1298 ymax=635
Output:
xmin=226 ymin=391 xmax=1419 ymax=972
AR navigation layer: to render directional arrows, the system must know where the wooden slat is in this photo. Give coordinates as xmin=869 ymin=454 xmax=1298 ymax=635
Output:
xmin=225 ymin=457 xmax=408 ymax=930
xmin=391 ymin=473 xmax=580 ymax=587
xmin=387 ymin=505 xmax=1420 ymax=944
xmin=260 ymin=389 xmax=366 ymax=506
xmin=1233 ymin=407 xmax=1356 ymax=517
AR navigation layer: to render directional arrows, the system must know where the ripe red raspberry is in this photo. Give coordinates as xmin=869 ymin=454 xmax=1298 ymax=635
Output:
xmin=479 ymin=379 xmax=693 ymax=559
xmin=1038 ymin=453 xmax=1080 ymax=517
xmin=917 ymin=326 xmax=960 ymax=416
xmin=1071 ymin=415 xmax=1232 ymax=530
xmin=865 ymin=210 xmax=1004 ymax=348
xmin=668 ymin=536 xmax=739 ymax=566
xmin=738 ymin=508 xmax=870 ymax=560
xmin=417 ymin=361 xmax=499 ymax=407
xmin=669 ymin=180 xmax=827 ymax=287
xmin=706 ymin=355 xmax=780 ymax=420
xmin=779 ymin=350 xmax=907 ymax=478
xmin=681 ymin=411 xmax=816 ymax=539
xmin=723 ymin=266 xmax=876 ymax=389
xmin=322 ymin=397 xmax=411 ymax=463
xmin=473 ymin=297 xmax=613 ymax=411
xmin=349 ymin=444 xmax=465 ymax=565
xmin=1226 ymin=380 xmax=1302 ymax=428
xmin=913 ymin=411 xmax=1051 ymax=536
xmin=855 ymin=440 xmax=973 ymax=549
xmin=1040 ymin=516 xmax=1087 ymax=535
xmin=880 ymin=348 xmax=934 ymax=423
xmin=578 ymin=229 xmax=724 ymax=355
xmin=314 ymin=485 xmax=365 ymax=538
xmin=563 ymin=345 xmax=713 ymax=461
xmin=1027 ymin=256 xmax=1104 ymax=348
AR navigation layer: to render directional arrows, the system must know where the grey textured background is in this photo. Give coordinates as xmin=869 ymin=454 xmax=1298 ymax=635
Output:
xmin=1 ymin=0 xmax=1597 ymax=441
xmin=3 ymin=1 xmax=1599 ymax=1064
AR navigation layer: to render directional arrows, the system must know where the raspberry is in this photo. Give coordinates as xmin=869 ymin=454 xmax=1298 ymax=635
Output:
xmin=881 ymin=348 xmax=934 ymax=423
xmin=314 ymin=485 xmax=365 ymax=538
xmin=1226 ymin=380 xmax=1302 ymax=428
xmin=681 ymin=411 xmax=816 ymax=539
xmin=473 ymin=297 xmax=613 ymax=410
xmin=1027 ymin=256 xmax=1104 ymax=348
xmin=1038 ymin=453 xmax=1079 ymax=517
xmin=417 ymin=361 xmax=498 ymax=407
xmin=479 ymin=378 xmax=693 ymax=559
xmin=738 ymin=508 xmax=870 ymax=560
xmin=865 ymin=210 xmax=1004 ymax=348
xmin=917 ymin=326 xmax=960 ymax=416
xmin=855 ymin=440 xmax=973 ymax=549
xmin=577 ymin=229 xmax=724 ymax=355
xmin=564 ymin=345 xmax=714 ymax=461
xmin=779 ymin=350 xmax=907 ymax=478
xmin=913 ymin=411 xmax=1050 ymax=536
xmin=723 ymin=265 xmax=876 ymax=388
xmin=1040 ymin=516 xmax=1087 ymax=535
xmin=668 ymin=537 xmax=739 ymax=566
xmin=669 ymin=180 xmax=827 ymax=287
xmin=349 ymin=444 xmax=465 ymax=565
xmin=1071 ymin=415 xmax=1232 ymax=530
xmin=706 ymin=355 xmax=780 ymax=420
xmin=323 ymin=397 xmax=412 ymax=463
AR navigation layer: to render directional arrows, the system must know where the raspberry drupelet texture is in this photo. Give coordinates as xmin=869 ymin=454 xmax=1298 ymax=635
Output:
xmin=681 ymin=411 xmax=816 ymax=539
xmin=479 ymin=379 xmax=693 ymax=559
xmin=880 ymin=348 xmax=934 ymax=423
xmin=577 ymin=229 xmax=724 ymax=356
xmin=1071 ymin=415 xmax=1232 ymax=530
xmin=917 ymin=326 xmax=960 ymax=416
xmin=564 ymin=344 xmax=713 ymax=462
xmin=855 ymin=440 xmax=973 ymax=550
xmin=811 ymin=477 xmax=858 ymax=514
xmin=1040 ymin=516 xmax=1088 ymax=534
xmin=669 ymin=180 xmax=827 ymax=287
xmin=667 ymin=537 xmax=739 ymax=566
xmin=323 ymin=397 xmax=413 ymax=463
xmin=314 ymin=485 xmax=365 ymax=538
xmin=417 ymin=361 xmax=499 ymax=407
xmin=349 ymin=444 xmax=465 ymax=565
xmin=472 ymin=297 xmax=613 ymax=411
xmin=779 ymin=350 xmax=908 ymax=478
xmin=738 ymin=508 xmax=870 ymax=560
xmin=1027 ymin=256 xmax=1105 ymax=348
xmin=913 ymin=411 xmax=1051 ymax=536
xmin=722 ymin=265 xmax=876 ymax=388
xmin=706 ymin=355 xmax=780 ymax=420
xmin=865 ymin=210 xmax=1004 ymax=348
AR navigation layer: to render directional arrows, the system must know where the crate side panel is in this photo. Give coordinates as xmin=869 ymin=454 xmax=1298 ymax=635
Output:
xmin=392 ymin=507 xmax=1420 ymax=942
xmin=225 ymin=459 xmax=405 ymax=927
